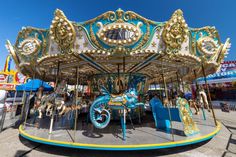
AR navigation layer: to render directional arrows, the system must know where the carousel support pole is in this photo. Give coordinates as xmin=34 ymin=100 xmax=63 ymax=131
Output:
xmin=176 ymin=72 xmax=180 ymax=93
xmin=117 ymin=64 xmax=120 ymax=93
xmin=170 ymin=78 xmax=174 ymax=107
xmin=20 ymin=90 xmax=26 ymax=121
xmin=127 ymin=72 xmax=131 ymax=90
xmin=181 ymin=77 xmax=185 ymax=94
xmin=201 ymin=64 xmax=217 ymax=126
xmin=11 ymin=91 xmax=17 ymax=119
xmin=120 ymin=108 xmax=126 ymax=141
xmin=49 ymin=62 xmax=60 ymax=134
xmin=159 ymin=78 xmax=163 ymax=101
xmin=161 ymin=74 xmax=174 ymax=141
xmin=74 ymin=67 xmax=79 ymax=141
xmin=194 ymin=70 xmax=206 ymax=120
xmin=123 ymin=56 xmax=125 ymax=73
xmin=40 ymin=71 xmax=46 ymax=97
xmin=193 ymin=70 xmax=199 ymax=92
xmin=23 ymin=68 xmax=36 ymax=128
xmin=13 ymin=91 xmax=17 ymax=106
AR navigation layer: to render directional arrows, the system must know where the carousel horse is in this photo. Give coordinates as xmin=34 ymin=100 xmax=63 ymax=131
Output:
xmin=90 ymin=86 xmax=144 ymax=130
xmin=37 ymin=80 xmax=68 ymax=118
xmin=37 ymin=93 xmax=57 ymax=118
xmin=45 ymin=102 xmax=54 ymax=116
xmin=58 ymin=104 xmax=82 ymax=116
xmin=189 ymin=99 xmax=200 ymax=115
xmin=198 ymin=89 xmax=211 ymax=112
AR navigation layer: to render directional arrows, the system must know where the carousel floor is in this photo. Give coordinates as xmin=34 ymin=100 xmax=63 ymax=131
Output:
xmin=19 ymin=111 xmax=221 ymax=150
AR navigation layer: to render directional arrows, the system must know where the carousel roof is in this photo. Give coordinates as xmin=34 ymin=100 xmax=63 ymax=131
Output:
xmin=6 ymin=8 xmax=231 ymax=84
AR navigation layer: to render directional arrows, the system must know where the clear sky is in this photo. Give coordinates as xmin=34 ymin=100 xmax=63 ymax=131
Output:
xmin=0 ymin=0 xmax=235 ymax=70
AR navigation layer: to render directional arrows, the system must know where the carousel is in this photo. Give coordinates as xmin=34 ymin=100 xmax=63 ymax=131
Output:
xmin=5 ymin=8 xmax=231 ymax=150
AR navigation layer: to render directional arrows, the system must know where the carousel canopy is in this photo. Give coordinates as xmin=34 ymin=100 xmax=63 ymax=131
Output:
xmin=16 ymin=79 xmax=53 ymax=91
xmin=5 ymin=8 xmax=230 ymax=85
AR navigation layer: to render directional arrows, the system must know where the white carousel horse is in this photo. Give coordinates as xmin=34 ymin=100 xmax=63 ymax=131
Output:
xmin=37 ymin=80 xmax=68 ymax=118
xmin=37 ymin=93 xmax=57 ymax=118
xmin=58 ymin=104 xmax=81 ymax=117
xmin=198 ymin=89 xmax=210 ymax=112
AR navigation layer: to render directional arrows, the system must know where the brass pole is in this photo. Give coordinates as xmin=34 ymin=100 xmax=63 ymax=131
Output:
xmin=176 ymin=72 xmax=180 ymax=92
xmin=49 ymin=62 xmax=60 ymax=134
xmin=201 ymin=64 xmax=217 ymax=126
xmin=181 ymin=77 xmax=185 ymax=94
xmin=55 ymin=62 xmax=60 ymax=88
xmin=193 ymin=70 xmax=199 ymax=92
xmin=170 ymin=78 xmax=174 ymax=107
xmin=74 ymin=67 xmax=79 ymax=141
xmin=123 ymin=56 xmax=125 ymax=73
xmin=159 ymin=78 xmax=163 ymax=101
xmin=193 ymin=69 xmax=203 ymax=116
xmin=117 ymin=64 xmax=120 ymax=93
xmin=161 ymin=74 xmax=174 ymax=141
xmin=23 ymin=67 xmax=36 ymax=128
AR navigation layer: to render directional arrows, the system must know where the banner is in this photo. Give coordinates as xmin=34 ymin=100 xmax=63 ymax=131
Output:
xmin=220 ymin=61 xmax=236 ymax=72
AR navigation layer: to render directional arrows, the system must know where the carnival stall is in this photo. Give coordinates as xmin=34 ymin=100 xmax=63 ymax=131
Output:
xmin=0 ymin=55 xmax=27 ymax=132
xmin=194 ymin=61 xmax=236 ymax=110
xmin=6 ymin=8 xmax=230 ymax=150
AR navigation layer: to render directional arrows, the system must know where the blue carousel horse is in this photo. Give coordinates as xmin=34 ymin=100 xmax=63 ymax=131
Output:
xmin=89 ymin=86 xmax=144 ymax=140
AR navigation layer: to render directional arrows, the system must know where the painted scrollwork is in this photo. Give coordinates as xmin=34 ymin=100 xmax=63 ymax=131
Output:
xmin=6 ymin=40 xmax=20 ymax=70
xmin=162 ymin=9 xmax=189 ymax=53
xmin=50 ymin=9 xmax=76 ymax=54
xmin=216 ymin=38 xmax=231 ymax=63
xmin=18 ymin=36 xmax=41 ymax=56
xmin=86 ymin=8 xmax=154 ymax=51
xmin=14 ymin=27 xmax=46 ymax=58
xmin=197 ymin=36 xmax=218 ymax=55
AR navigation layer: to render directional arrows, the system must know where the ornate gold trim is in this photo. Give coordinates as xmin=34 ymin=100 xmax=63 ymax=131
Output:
xmin=217 ymin=38 xmax=230 ymax=63
xmin=6 ymin=40 xmax=21 ymax=71
xmin=84 ymin=9 xmax=156 ymax=25
xmin=50 ymin=9 xmax=76 ymax=54
xmin=197 ymin=36 xmax=218 ymax=55
xmin=18 ymin=36 xmax=41 ymax=56
xmin=162 ymin=9 xmax=188 ymax=53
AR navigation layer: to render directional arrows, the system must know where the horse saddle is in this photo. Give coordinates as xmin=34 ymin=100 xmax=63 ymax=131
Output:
xmin=108 ymin=95 xmax=127 ymax=106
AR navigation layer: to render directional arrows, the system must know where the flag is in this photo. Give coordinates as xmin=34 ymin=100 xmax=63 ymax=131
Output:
xmin=4 ymin=55 xmax=12 ymax=72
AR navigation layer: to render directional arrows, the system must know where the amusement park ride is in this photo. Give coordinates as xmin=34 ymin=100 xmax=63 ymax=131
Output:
xmin=5 ymin=8 xmax=231 ymax=150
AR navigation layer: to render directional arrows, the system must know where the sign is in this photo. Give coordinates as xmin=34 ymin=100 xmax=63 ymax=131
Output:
xmin=0 ymin=83 xmax=16 ymax=90
xmin=105 ymin=28 xmax=135 ymax=40
xmin=206 ymin=70 xmax=236 ymax=80
xmin=14 ymin=72 xmax=26 ymax=84
xmin=220 ymin=61 xmax=236 ymax=72
xmin=0 ymin=74 xmax=8 ymax=83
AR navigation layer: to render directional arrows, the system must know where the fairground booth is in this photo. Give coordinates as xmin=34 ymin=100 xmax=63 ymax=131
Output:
xmin=197 ymin=61 xmax=236 ymax=101
xmin=5 ymin=9 xmax=230 ymax=150
xmin=0 ymin=55 xmax=27 ymax=132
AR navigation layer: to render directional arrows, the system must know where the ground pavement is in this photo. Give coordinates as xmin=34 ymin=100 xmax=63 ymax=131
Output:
xmin=0 ymin=109 xmax=235 ymax=157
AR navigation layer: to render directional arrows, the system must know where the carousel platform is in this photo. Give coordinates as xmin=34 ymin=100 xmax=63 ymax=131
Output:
xmin=19 ymin=112 xmax=220 ymax=151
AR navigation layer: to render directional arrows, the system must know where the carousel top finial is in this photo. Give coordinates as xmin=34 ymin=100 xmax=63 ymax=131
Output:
xmin=173 ymin=9 xmax=183 ymax=16
xmin=54 ymin=9 xmax=65 ymax=16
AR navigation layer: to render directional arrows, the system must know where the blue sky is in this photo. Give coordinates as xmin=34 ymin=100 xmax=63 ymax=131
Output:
xmin=0 ymin=0 xmax=235 ymax=70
